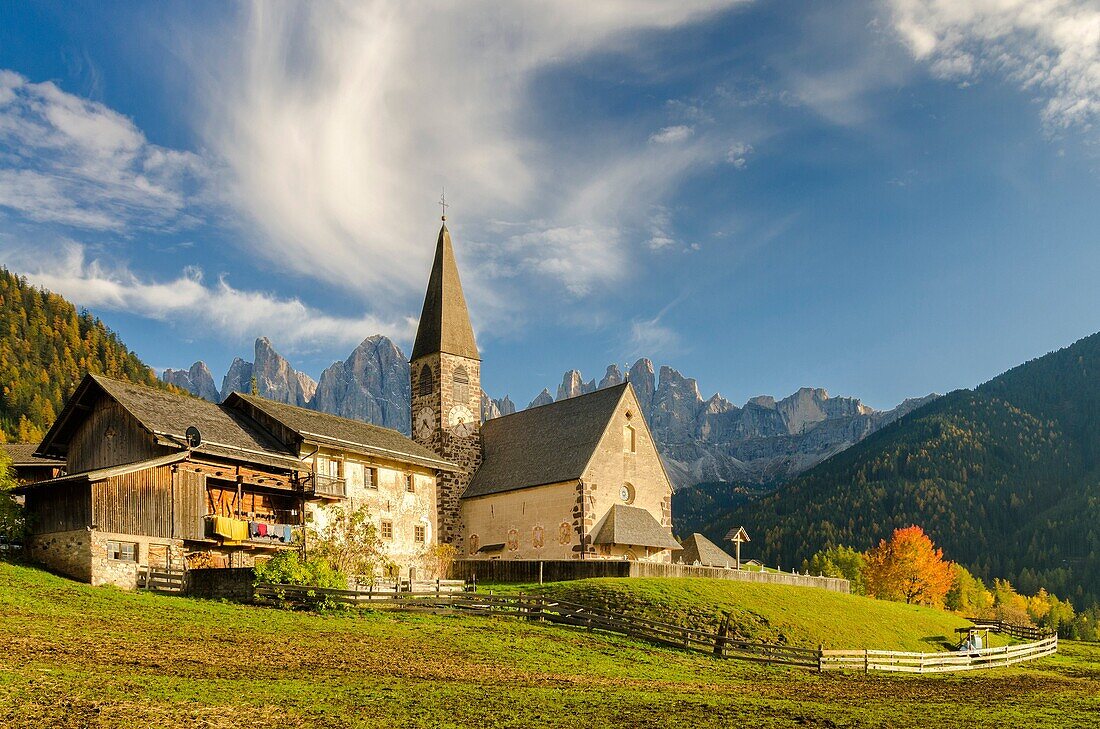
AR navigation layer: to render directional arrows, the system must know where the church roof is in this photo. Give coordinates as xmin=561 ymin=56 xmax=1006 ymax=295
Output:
xmin=463 ymin=383 xmax=630 ymax=499
xmin=410 ymin=222 xmax=479 ymax=361
xmin=592 ymin=504 xmax=681 ymax=550
xmin=226 ymin=393 xmax=457 ymax=471
xmin=675 ymin=532 xmax=737 ymax=567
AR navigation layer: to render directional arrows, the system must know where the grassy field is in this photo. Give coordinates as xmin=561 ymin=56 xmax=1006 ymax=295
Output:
xmin=523 ymin=578 xmax=1009 ymax=651
xmin=1 ymin=562 xmax=1097 ymax=728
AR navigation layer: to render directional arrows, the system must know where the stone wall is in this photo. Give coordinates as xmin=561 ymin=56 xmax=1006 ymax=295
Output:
xmin=90 ymin=532 xmax=183 ymax=589
xmin=186 ymin=567 xmax=256 ymax=602
xmin=27 ymin=529 xmax=92 ymax=582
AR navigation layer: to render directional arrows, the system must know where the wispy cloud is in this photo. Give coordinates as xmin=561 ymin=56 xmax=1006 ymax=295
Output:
xmin=649 ymin=125 xmax=695 ymax=144
xmin=886 ymin=0 xmax=1100 ymax=131
xmin=196 ymin=2 xmax=748 ymax=303
xmin=0 ymin=70 xmax=212 ymax=232
xmin=6 ymin=242 xmax=413 ymax=353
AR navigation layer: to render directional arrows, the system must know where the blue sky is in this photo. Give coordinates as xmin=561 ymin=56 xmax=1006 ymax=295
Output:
xmin=0 ymin=1 xmax=1098 ymax=410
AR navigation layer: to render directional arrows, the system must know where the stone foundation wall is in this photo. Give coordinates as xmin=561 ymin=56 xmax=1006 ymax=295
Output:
xmin=186 ymin=568 xmax=256 ymax=602
xmin=28 ymin=529 xmax=92 ymax=582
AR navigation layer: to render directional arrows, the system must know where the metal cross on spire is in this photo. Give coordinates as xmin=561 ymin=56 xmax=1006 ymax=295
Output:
xmin=439 ymin=187 xmax=449 ymax=221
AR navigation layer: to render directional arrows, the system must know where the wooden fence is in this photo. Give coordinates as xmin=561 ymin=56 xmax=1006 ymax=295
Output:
xmin=820 ymin=637 xmax=1058 ymax=673
xmin=252 ymin=584 xmax=1054 ymax=673
xmin=137 ymin=566 xmax=185 ymax=592
xmin=449 ymin=559 xmax=850 ymax=593
xmin=965 ymin=618 xmax=1053 ymax=641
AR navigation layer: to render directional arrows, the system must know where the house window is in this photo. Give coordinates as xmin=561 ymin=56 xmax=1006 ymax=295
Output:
xmin=453 ymin=365 xmax=470 ymax=403
xmin=405 ymin=474 xmax=415 ymax=493
xmin=414 ymin=525 xmax=426 ymax=543
xmin=419 ymin=364 xmax=433 ymax=397
xmin=381 ymin=520 xmax=394 ymax=540
xmin=366 ymin=467 xmax=379 ymax=489
xmin=624 ymin=424 xmax=636 ymax=453
xmin=107 ymin=540 xmax=137 ymax=562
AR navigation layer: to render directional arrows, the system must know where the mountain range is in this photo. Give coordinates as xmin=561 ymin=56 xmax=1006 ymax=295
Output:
xmin=696 ymin=331 xmax=1100 ymax=607
xmin=162 ymin=336 xmax=935 ymax=489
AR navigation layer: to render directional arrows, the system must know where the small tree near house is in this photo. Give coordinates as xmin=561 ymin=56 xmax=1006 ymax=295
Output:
xmin=307 ymin=503 xmax=383 ymax=580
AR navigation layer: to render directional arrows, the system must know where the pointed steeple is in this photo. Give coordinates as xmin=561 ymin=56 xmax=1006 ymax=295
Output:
xmin=411 ymin=220 xmax=480 ymax=361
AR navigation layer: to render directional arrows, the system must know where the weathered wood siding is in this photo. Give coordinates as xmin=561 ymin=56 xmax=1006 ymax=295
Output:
xmin=67 ymin=398 xmax=168 ymax=473
xmin=173 ymin=468 xmax=207 ymax=541
xmin=24 ymin=482 xmax=91 ymax=534
xmin=93 ymin=466 xmax=174 ymax=537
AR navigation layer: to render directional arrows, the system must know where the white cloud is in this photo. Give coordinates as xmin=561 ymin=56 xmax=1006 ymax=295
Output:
xmin=649 ymin=125 xmax=695 ymax=144
xmin=886 ymin=0 xmax=1100 ymax=131
xmin=0 ymin=70 xmax=212 ymax=232
xmin=726 ymin=142 xmax=754 ymax=168
xmin=7 ymin=242 xmax=412 ymax=352
xmin=195 ymin=2 xmax=747 ymax=301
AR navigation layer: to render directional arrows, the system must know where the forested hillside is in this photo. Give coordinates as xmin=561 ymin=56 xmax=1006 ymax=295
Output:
xmin=708 ymin=331 xmax=1100 ymax=607
xmin=0 ymin=267 xmax=169 ymax=442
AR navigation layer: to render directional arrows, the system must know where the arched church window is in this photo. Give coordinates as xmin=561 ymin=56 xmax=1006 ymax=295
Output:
xmin=418 ymin=364 xmax=433 ymax=397
xmin=453 ymin=365 xmax=470 ymax=403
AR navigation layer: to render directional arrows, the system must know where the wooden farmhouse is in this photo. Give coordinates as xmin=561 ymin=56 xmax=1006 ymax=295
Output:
xmin=15 ymin=373 xmax=455 ymax=588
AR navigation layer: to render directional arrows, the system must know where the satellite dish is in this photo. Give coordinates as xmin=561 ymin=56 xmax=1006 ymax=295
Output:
xmin=185 ymin=426 xmax=202 ymax=448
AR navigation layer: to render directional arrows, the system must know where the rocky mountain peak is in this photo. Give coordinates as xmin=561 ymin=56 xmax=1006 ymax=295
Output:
xmin=310 ymin=335 xmax=410 ymax=435
xmin=161 ymin=361 xmax=220 ymax=402
xmin=528 ymin=388 xmax=554 ymax=409
xmin=599 ymin=364 xmax=624 ymax=389
xmin=557 ymin=370 xmax=596 ymax=400
xmin=253 ymin=337 xmax=316 ymax=407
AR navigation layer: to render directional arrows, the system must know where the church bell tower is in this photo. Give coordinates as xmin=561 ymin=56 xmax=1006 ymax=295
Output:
xmin=410 ymin=213 xmax=481 ymax=548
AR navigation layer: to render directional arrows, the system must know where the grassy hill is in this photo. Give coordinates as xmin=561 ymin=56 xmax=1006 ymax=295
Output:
xmin=528 ymin=578 xmax=1007 ymax=651
xmin=704 ymin=330 xmax=1100 ymax=607
xmin=0 ymin=267 xmax=173 ymax=442
xmin=2 ymin=562 xmax=1097 ymax=728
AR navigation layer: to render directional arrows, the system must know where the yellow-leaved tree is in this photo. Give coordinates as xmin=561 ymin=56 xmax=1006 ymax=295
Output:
xmin=864 ymin=525 xmax=954 ymax=607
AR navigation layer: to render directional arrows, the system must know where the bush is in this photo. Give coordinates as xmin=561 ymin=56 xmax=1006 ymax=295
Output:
xmin=254 ymin=550 xmax=346 ymax=596
xmin=0 ymin=452 xmax=25 ymax=550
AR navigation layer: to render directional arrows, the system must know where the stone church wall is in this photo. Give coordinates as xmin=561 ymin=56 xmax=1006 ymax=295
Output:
xmin=461 ymin=480 xmax=578 ymax=560
xmin=581 ymin=387 xmax=676 ymax=562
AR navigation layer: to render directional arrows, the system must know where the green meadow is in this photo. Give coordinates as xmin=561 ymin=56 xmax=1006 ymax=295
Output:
xmin=0 ymin=562 xmax=1095 ymax=728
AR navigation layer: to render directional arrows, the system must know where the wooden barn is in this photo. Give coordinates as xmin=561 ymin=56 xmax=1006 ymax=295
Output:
xmin=15 ymin=373 xmax=454 ymax=588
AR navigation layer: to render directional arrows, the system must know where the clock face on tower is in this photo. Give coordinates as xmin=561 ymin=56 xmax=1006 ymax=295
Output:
xmin=415 ymin=407 xmax=436 ymax=440
xmin=447 ymin=404 xmax=475 ymax=438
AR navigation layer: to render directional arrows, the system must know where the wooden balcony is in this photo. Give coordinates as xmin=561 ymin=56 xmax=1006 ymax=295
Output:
xmin=309 ymin=473 xmax=347 ymax=500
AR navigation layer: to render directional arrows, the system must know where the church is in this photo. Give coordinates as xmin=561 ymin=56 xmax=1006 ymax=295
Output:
xmin=409 ymin=215 xmax=680 ymax=562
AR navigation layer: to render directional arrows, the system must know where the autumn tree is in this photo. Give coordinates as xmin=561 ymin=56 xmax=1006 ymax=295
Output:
xmin=863 ymin=525 xmax=954 ymax=607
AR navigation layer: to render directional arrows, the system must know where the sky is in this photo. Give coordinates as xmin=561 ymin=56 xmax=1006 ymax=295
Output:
xmin=0 ymin=0 xmax=1098 ymax=410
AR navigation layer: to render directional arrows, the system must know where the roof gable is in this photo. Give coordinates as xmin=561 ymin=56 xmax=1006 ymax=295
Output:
xmin=410 ymin=223 xmax=479 ymax=361
xmin=36 ymin=374 xmax=297 ymax=466
xmin=676 ymin=532 xmax=737 ymax=567
xmin=226 ymin=392 xmax=456 ymax=471
xmin=592 ymin=504 xmax=681 ymax=550
xmin=464 ymin=384 xmax=629 ymax=499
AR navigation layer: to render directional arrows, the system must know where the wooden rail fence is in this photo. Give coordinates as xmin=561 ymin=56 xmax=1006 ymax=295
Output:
xmin=253 ymin=584 xmax=1056 ymax=673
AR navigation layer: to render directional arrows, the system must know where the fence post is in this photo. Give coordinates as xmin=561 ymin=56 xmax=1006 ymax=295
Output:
xmin=817 ymin=644 xmax=824 ymax=673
